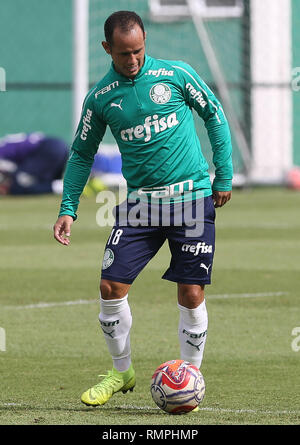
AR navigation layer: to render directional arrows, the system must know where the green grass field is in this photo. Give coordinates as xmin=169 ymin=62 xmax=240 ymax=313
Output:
xmin=0 ymin=187 xmax=300 ymax=426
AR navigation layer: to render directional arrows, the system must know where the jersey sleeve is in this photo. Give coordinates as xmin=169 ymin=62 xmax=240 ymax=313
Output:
xmin=174 ymin=61 xmax=233 ymax=192
xmin=58 ymin=88 xmax=107 ymax=220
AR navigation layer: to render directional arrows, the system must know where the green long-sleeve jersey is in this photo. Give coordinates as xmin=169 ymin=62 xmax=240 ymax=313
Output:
xmin=59 ymin=54 xmax=233 ymax=220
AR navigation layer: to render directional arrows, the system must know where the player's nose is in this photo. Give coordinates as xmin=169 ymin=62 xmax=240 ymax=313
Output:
xmin=128 ymin=53 xmax=137 ymax=65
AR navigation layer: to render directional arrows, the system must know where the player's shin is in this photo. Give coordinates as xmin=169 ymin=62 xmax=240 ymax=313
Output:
xmin=99 ymin=294 xmax=132 ymax=372
xmin=178 ymin=300 xmax=208 ymax=369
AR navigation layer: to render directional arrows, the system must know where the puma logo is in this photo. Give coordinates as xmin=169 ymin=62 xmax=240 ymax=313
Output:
xmin=187 ymin=340 xmax=204 ymax=352
xmin=101 ymin=328 xmax=115 ymax=338
xmin=200 ymin=263 xmax=211 ymax=275
xmin=110 ymin=98 xmax=123 ymax=110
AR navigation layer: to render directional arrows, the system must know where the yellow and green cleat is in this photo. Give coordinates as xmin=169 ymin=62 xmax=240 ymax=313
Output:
xmin=81 ymin=364 xmax=136 ymax=406
xmin=82 ymin=177 xmax=107 ymax=197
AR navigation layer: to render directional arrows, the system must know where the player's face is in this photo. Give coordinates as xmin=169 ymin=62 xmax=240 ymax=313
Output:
xmin=102 ymin=25 xmax=146 ymax=79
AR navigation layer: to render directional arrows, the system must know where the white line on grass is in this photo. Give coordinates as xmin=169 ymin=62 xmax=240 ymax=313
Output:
xmin=2 ymin=403 xmax=23 ymax=406
xmin=208 ymin=291 xmax=289 ymax=300
xmin=7 ymin=299 xmax=99 ymax=310
xmin=3 ymin=292 xmax=288 ymax=310
xmin=218 ymin=222 xmax=300 ymax=229
xmin=117 ymin=404 xmax=300 ymax=416
xmin=198 ymin=406 xmax=300 ymax=416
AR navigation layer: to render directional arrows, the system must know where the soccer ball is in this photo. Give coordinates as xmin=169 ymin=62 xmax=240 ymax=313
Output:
xmin=150 ymin=359 xmax=205 ymax=414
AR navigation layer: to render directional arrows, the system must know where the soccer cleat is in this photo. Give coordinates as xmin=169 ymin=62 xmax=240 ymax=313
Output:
xmin=82 ymin=177 xmax=106 ymax=197
xmin=192 ymin=406 xmax=200 ymax=412
xmin=81 ymin=364 xmax=136 ymax=406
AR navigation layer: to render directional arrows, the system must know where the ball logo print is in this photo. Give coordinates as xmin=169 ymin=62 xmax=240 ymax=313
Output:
xmin=150 ymin=359 xmax=205 ymax=414
xmin=149 ymin=83 xmax=172 ymax=104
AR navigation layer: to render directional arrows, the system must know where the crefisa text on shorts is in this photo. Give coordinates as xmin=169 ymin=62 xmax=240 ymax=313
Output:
xmin=95 ymin=181 xmax=205 ymax=238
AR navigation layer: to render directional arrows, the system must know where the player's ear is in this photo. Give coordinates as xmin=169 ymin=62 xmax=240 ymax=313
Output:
xmin=102 ymin=41 xmax=111 ymax=55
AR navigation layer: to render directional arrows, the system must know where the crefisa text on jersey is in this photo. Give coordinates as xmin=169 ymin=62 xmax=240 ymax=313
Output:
xmin=145 ymin=68 xmax=174 ymax=77
xmin=101 ymin=428 xmax=199 ymax=441
xmin=120 ymin=112 xmax=179 ymax=143
xmin=80 ymin=108 xmax=93 ymax=141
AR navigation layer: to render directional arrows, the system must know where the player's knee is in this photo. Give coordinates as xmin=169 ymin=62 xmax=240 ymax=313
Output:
xmin=100 ymin=279 xmax=130 ymax=300
xmin=178 ymin=284 xmax=205 ymax=308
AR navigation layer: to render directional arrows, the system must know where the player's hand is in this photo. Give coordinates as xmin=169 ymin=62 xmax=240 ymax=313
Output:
xmin=212 ymin=190 xmax=232 ymax=208
xmin=53 ymin=215 xmax=74 ymax=245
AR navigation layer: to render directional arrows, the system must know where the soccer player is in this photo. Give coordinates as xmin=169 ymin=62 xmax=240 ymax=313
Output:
xmin=0 ymin=132 xmax=68 ymax=195
xmin=53 ymin=11 xmax=233 ymax=408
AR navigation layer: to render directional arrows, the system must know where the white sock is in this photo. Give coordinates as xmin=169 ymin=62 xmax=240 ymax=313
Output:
xmin=99 ymin=294 xmax=132 ymax=372
xmin=178 ymin=300 xmax=208 ymax=369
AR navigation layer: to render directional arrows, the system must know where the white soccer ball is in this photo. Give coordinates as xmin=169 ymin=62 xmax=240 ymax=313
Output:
xmin=150 ymin=359 xmax=205 ymax=414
